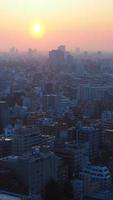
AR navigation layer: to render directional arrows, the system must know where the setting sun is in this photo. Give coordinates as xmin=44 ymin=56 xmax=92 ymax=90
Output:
xmin=30 ymin=23 xmax=45 ymax=39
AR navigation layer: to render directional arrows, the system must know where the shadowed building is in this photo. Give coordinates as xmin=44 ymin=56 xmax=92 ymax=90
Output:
xmin=0 ymin=101 xmax=9 ymax=130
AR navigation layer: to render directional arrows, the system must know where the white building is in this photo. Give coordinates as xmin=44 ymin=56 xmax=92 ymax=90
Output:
xmin=80 ymin=164 xmax=112 ymax=195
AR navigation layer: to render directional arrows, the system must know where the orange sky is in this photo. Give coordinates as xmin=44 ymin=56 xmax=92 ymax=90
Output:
xmin=0 ymin=0 xmax=113 ymax=51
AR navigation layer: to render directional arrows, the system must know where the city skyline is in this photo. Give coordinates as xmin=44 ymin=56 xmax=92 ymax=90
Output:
xmin=0 ymin=0 xmax=113 ymax=51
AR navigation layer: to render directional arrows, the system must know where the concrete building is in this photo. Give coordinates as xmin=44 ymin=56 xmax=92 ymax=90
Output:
xmin=42 ymin=94 xmax=59 ymax=112
xmin=88 ymin=190 xmax=113 ymax=200
xmin=72 ymin=179 xmax=84 ymax=200
xmin=103 ymin=129 xmax=113 ymax=147
xmin=0 ymin=150 xmax=59 ymax=195
xmin=12 ymin=126 xmax=42 ymax=155
xmin=0 ymin=101 xmax=9 ymax=130
xmin=54 ymin=142 xmax=89 ymax=177
xmin=49 ymin=49 xmax=65 ymax=68
xmin=101 ymin=111 xmax=113 ymax=130
xmin=77 ymin=84 xmax=113 ymax=101
xmin=0 ymin=137 xmax=12 ymax=158
xmin=58 ymin=45 xmax=66 ymax=52
xmin=76 ymin=126 xmax=99 ymax=161
xmin=80 ymin=164 xmax=112 ymax=195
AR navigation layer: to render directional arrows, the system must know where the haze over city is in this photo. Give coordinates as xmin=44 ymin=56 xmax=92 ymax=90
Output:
xmin=0 ymin=0 xmax=113 ymax=51
xmin=1 ymin=1 xmax=113 ymax=200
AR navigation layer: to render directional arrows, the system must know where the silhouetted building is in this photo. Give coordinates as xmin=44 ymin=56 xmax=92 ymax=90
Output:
xmin=0 ymin=101 xmax=9 ymax=130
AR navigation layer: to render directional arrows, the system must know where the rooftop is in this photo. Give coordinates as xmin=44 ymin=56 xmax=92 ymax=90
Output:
xmin=105 ymin=129 xmax=113 ymax=133
xmin=1 ymin=150 xmax=56 ymax=163
xmin=0 ymin=191 xmax=23 ymax=200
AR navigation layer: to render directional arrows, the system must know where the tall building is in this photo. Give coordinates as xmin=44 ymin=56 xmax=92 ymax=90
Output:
xmin=58 ymin=45 xmax=66 ymax=52
xmin=0 ymin=101 xmax=9 ymax=130
xmin=76 ymin=48 xmax=80 ymax=55
xmin=76 ymin=126 xmax=99 ymax=161
xmin=43 ymin=82 xmax=54 ymax=95
xmin=0 ymin=150 xmax=59 ymax=195
xmin=42 ymin=94 xmax=59 ymax=112
xmin=54 ymin=142 xmax=89 ymax=177
xmin=12 ymin=126 xmax=42 ymax=156
xmin=0 ymin=137 xmax=12 ymax=158
xmin=49 ymin=49 xmax=65 ymax=67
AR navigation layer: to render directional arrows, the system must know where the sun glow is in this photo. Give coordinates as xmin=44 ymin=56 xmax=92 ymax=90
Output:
xmin=30 ymin=23 xmax=45 ymax=38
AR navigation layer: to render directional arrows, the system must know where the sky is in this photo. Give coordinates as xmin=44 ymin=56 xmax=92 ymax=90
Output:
xmin=0 ymin=0 xmax=113 ymax=51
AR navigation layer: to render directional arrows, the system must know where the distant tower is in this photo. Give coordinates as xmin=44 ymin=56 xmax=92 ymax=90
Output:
xmin=84 ymin=51 xmax=88 ymax=56
xmin=58 ymin=45 xmax=66 ymax=52
xmin=97 ymin=51 xmax=102 ymax=57
xmin=49 ymin=49 xmax=65 ymax=67
xmin=76 ymin=48 xmax=80 ymax=55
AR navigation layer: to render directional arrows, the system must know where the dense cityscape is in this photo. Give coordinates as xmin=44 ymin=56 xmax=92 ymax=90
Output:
xmin=0 ymin=46 xmax=113 ymax=199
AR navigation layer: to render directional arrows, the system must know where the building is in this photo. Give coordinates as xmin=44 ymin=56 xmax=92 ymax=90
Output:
xmin=0 ymin=150 xmax=59 ymax=195
xmin=54 ymin=142 xmax=89 ymax=177
xmin=12 ymin=126 xmax=42 ymax=156
xmin=43 ymin=82 xmax=54 ymax=95
xmin=101 ymin=111 xmax=113 ymax=130
xmin=88 ymin=190 xmax=113 ymax=200
xmin=42 ymin=94 xmax=59 ymax=112
xmin=0 ymin=101 xmax=9 ymax=130
xmin=77 ymin=84 xmax=113 ymax=101
xmin=103 ymin=129 xmax=113 ymax=148
xmin=49 ymin=49 xmax=65 ymax=68
xmin=72 ymin=179 xmax=84 ymax=200
xmin=0 ymin=191 xmax=24 ymax=200
xmin=79 ymin=164 xmax=112 ymax=195
xmin=0 ymin=137 xmax=12 ymax=158
xmin=58 ymin=45 xmax=66 ymax=52
xmin=76 ymin=126 xmax=99 ymax=161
